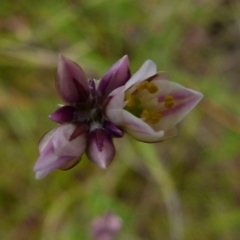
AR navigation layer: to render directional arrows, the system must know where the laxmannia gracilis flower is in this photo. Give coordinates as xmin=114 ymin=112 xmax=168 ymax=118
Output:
xmin=34 ymin=55 xmax=203 ymax=179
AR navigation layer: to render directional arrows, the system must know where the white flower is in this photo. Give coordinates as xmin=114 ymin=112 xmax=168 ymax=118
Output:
xmin=105 ymin=60 xmax=203 ymax=142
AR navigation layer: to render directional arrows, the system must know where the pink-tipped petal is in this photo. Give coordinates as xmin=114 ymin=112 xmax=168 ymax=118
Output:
xmin=86 ymin=128 xmax=115 ymax=168
xmin=49 ymin=105 xmax=76 ymax=123
xmin=125 ymin=60 xmax=157 ymax=90
xmin=152 ymin=80 xmax=203 ymax=131
xmin=56 ymin=55 xmax=89 ymax=103
xmin=98 ymin=55 xmax=131 ymax=98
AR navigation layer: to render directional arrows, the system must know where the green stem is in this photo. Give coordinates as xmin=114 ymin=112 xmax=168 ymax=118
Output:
xmin=132 ymin=140 xmax=184 ymax=240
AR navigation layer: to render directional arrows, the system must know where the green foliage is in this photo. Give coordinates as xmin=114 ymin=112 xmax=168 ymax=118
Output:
xmin=1 ymin=0 xmax=240 ymax=239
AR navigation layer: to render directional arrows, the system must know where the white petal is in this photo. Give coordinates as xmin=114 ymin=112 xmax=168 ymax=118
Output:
xmin=122 ymin=110 xmax=164 ymax=142
xmin=105 ymin=86 xmax=125 ymax=125
xmin=152 ymin=80 xmax=203 ymax=131
xmin=125 ymin=60 xmax=157 ymax=90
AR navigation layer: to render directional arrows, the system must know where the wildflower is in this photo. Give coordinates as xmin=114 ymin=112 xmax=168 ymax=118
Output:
xmin=34 ymin=56 xmax=202 ymax=179
xmin=105 ymin=60 xmax=203 ymax=142
xmin=34 ymin=55 xmax=130 ymax=179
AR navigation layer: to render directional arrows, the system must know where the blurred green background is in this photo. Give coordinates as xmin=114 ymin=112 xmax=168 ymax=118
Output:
xmin=1 ymin=0 xmax=240 ymax=239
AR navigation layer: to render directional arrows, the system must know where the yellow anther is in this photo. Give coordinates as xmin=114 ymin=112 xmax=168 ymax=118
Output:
xmin=165 ymin=101 xmax=174 ymax=109
xmin=140 ymin=110 xmax=161 ymax=124
xmin=136 ymin=81 xmax=158 ymax=94
xmin=149 ymin=112 xmax=162 ymax=124
xmin=136 ymin=82 xmax=148 ymax=91
xmin=164 ymin=95 xmax=174 ymax=109
xmin=146 ymin=82 xmax=158 ymax=93
xmin=140 ymin=109 xmax=150 ymax=119
xmin=126 ymin=94 xmax=135 ymax=107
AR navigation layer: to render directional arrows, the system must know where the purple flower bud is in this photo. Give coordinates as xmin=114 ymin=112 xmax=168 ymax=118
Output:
xmin=56 ymin=55 xmax=90 ymax=103
xmin=97 ymin=55 xmax=131 ymax=98
xmin=86 ymin=127 xmax=115 ymax=169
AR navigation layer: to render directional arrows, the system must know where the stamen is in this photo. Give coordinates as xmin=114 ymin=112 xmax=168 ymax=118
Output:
xmin=126 ymin=94 xmax=135 ymax=107
xmin=150 ymin=112 xmax=162 ymax=124
xmin=136 ymin=81 xmax=158 ymax=94
xmin=136 ymin=82 xmax=148 ymax=91
xmin=140 ymin=109 xmax=150 ymax=119
xmin=147 ymin=82 xmax=158 ymax=93
xmin=125 ymin=83 xmax=161 ymax=124
xmin=164 ymin=95 xmax=174 ymax=109
xmin=140 ymin=110 xmax=161 ymax=124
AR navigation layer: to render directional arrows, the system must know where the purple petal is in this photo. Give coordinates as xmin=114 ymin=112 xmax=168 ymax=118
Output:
xmin=35 ymin=156 xmax=79 ymax=179
xmin=56 ymin=55 xmax=89 ymax=103
xmin=36 ymin=140 xmax=56 ymax=165
xmin=34 ymin=140 xmax=77 ymax=179
xmin=52 ymin=124 xmax=87 ymax=157
xmin=35 ymin=154 xmax=76 ymax=179
xmin=103 ymin=120 xmax=124 ymax=138
xmin=97 ymin=55 xmax=131 ymax=98
xmin=34 ymin=124 xmax=87 ymax=179
xmin=38 ymin=128 xmax=57 ymax=153
xmin=49 ymin=105 xmax=76 ymax=123
xmin=86 ymin=128 xmax=115 ymax=169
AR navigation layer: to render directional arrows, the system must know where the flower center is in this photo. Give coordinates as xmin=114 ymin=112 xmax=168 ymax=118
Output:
xmin=73 ymin=96 xmax=103 ymax=123
xmin=124 ymin=81 xmax=175 ymax=124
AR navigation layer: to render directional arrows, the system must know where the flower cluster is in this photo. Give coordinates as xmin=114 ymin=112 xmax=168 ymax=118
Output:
xmin=34 ymin=55 xmax=203 ymax=179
